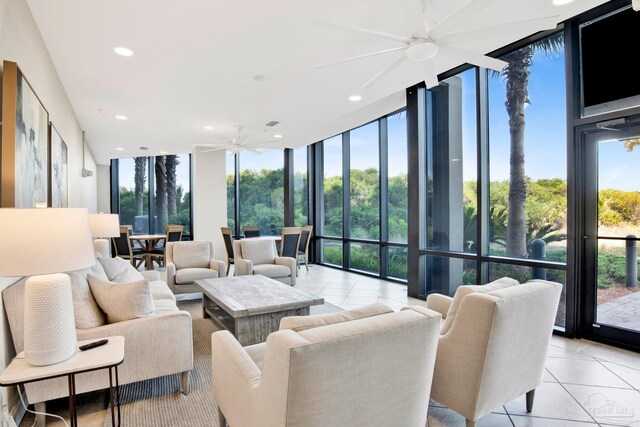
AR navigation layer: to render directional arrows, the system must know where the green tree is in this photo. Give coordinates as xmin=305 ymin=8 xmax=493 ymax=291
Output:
xmin=166 ymin=155 xmax=179 ymax=217
xmin=155 ymin=156 xmax=168 ymax=231
xmin=134 ymin=157 xmax=147 ymax=216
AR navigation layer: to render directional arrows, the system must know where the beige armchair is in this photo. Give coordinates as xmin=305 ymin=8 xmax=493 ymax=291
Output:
xmin=233 ymin=239 xmax=297 ymax=285
xmin=211 ymin=303 xmax=442 ymax=427
xmin=165 ymin=241 xmax=226 ymax=294
xmin=426 ymin=279 xmax=563 ymax=427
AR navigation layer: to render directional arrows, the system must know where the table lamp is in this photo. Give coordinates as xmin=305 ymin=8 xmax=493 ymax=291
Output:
xmin=89 ymin=213 xmax=120 ymax=258
xmin=0 ymin=208 xmax=95 ymax=366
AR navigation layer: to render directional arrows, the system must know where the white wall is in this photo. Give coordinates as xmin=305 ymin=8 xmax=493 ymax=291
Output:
xmin=0 ymin=0 xmax=96 ymax=418
xmin=192 ymin=148 xmax=227 ymax=260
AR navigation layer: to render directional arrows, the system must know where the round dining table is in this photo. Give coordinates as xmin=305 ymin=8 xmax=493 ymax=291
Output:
xmin=129 ymin=234 xmax=166 ymax=269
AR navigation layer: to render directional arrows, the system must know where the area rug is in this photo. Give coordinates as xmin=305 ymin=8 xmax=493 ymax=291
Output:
xmin=104 ymin=300 xmax=342 ymax=427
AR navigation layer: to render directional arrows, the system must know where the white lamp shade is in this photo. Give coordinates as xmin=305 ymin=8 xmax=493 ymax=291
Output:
xmin=0 ymin=208 xmax=95 ymax=276
xmin=89 ymin=213 xmax=120 ymax=238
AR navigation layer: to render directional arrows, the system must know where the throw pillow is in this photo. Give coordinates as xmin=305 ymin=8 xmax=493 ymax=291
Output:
xmin=97 ymin=256 xmax=145 ymax=283
xmin=67 ymin=263 xmax=109 ymax=329
xmin=87 ymin=275 xmax=154 ymax=324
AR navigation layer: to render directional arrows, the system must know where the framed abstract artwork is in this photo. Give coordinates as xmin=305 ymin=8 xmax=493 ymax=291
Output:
xmin=1 ymin=61 xmax=50 ymax=207
xmin=50 ymin=124 xmax=69 ymax=207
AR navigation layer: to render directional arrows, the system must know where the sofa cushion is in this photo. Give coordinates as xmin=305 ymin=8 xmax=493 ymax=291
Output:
xmin=280 ymin=302 xmax=394 ymax=332
xmin=87 ymin=275 xmax=154 ymax=324
xmin=241 ymin=240 xmax=276 ymax=265
xmin=173 ymin=241 xmax=211 ymax=269
xmin=67 ymin=263 xmax=109 ymax=329
xmin=252 ymin=264 xmax=290 ymax=278
xmin=148 ymin=280 xmax=176 ymax=302
xmin=153 ymin=299 xmax=180 ymax=314
xmin=97 ymin=256 xmax=145 ymax=283
xmin=440 ymin=277 xmax=518 ymax=334
xmin=175 ymin=267 xmax=219 ymax=285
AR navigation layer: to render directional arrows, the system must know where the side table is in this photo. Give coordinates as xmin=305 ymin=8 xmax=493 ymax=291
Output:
xmin=0 ymin=336 xmax=125 ymax=427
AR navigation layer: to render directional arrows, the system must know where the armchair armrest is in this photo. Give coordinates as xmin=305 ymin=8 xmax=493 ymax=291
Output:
xmin=275 ymin=256 xmax=297 ymax=285
xmin=166 ymin=262 xmax=177 ymax=292
xmin=210 ymin=259 xmax=227 ymax=277
xmin=426 ymin=293 xmax=453 ymax=319
xmin=234 ymin=259 xmax=253 ymax=276
xmin=140 ymin=270 xmax=161 ymax=281
xmin=211 ymin=331 xmax=261 ymax=426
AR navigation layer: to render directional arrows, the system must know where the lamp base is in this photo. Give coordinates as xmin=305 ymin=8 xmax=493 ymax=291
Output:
xmin=93 ymin=238 xmax=111 ymax=258
xmin=24 ymin=273 xmax=77 ymax=366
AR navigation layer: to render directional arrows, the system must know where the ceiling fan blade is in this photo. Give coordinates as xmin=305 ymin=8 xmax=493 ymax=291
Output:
xmin=400 ymin=0 xmax=428 ymax=39
xmin=314 ymin=19 xmax=412 ymax=43
xmin=316 ymin=46 xmax=408 ymax=69
xmin=438 ymin=45 xmax=507 ymax=71
xmin=437 ymin=16 xmax=560 ymax=45
xmin=428 ymin=0 xmax=500 ymax=37
xmin=244 ymin=147 xmax=264 ymax=155
xmin=361 ymin=55 xmax=406 ymax=89
xmin=199 ymin=146 xmax=228 ymax=153
xmin=423 ymin=58 xmax=439 ymax=89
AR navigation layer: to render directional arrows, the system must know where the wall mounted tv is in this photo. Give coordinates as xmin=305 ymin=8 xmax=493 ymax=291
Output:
xmin=580 ymin=6 xmax=640 ymax=117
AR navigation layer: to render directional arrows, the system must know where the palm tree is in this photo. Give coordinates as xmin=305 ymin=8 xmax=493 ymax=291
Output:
xmin=498 ymin=32 xmax=563 ymax=257
xmin=134 ymin=157 xmax=147 ymax=216
xmin=165 ymin=155 xmax=179 ymax=217
xmin=155 ymin=156 xmax=168 ymax=232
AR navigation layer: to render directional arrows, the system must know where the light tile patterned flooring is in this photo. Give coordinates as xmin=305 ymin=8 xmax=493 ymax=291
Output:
xmin=20 ymin=265 xmax=640 ymax=426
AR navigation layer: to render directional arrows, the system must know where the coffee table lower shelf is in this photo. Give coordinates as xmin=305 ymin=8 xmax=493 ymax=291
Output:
xmin=203 ymin=298 xmax=310 ymax=346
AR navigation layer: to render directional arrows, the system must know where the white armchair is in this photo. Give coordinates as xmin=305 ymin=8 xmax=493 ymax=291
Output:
xmin=427 ymin=279 xmax=563 ymax=427
xmin=211 ymin=303 xmax=442 ymax=427
xmin=165 ymin=241 xmax=226 ymax=294
xmin=233 ymin=239 xmax=297 ymax=285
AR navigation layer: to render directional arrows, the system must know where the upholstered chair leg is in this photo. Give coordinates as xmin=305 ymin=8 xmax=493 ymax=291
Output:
xmin=181 ymin=370 xmax=191 ymax=395
xmin=526 ymin=389 xmax=536 ymax=412
xmin=218 ymin=408 xmax=227 ymax=427
xmin=465 ymin=419 xmax=475 ymax=427
xmin=35 ymin=402 xmax=46 ymax=427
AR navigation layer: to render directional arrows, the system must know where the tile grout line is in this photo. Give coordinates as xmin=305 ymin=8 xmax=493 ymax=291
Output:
xmin=552 ymin=363 xmax=603 ymax=426
xmin=593 ymin=358 xmax=639 ymax=393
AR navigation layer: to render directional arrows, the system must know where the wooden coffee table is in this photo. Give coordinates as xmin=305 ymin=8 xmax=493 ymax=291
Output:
xmin=194 ymin=275 xmax=324 ymax=345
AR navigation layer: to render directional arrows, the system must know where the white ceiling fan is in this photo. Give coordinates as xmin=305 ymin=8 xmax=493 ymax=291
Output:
xmin=315 ymin=0 xmax=559 ymax=89
xmin=192 ymin=126 xmax=271 ymax=155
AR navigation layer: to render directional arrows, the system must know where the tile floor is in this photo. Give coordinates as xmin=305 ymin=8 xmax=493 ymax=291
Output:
xmin=19 ymin=265 xmax=640 ymax=426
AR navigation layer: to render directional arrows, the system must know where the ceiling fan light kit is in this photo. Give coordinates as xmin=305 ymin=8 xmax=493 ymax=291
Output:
xmin=406 ymin=40 xmax=439 ymax=61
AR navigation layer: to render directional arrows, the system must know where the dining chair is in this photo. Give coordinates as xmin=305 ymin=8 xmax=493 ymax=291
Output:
xmin=280 ymin=227 xmax=302 ymax=259
xmin=220 ymin=227 xmax=235 ymax=275
xmin=149 ymin=224 xmax=184 ymax=268
xmin=242 ymin=225 xmax=261 ymax=238
xmin=297 ymin=225 xmax=313 ymax=271
xmin=111 ymin=225 xmax=146 ymax=269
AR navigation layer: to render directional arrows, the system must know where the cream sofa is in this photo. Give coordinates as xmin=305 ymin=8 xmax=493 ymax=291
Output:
xmin=212 ymin=303 xmax=442 ymax=427
xmin=2 ymin=257 xmax=193 ymax=424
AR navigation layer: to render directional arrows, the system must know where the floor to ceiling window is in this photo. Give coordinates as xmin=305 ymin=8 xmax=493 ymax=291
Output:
xmin=387 ymin=111 xmax=409 ymax=279
xmin=112 ymin=154 xmax=192 ymax=238
xmin=320 ymin=135 xmax=344 ymax=266
xmin=226 ymin=154 xmax=236 ymax=233
xmin=293 ymin=146 xmax=309 ymax=226
xmin=238 ymin=149 xmax=284 ymax=236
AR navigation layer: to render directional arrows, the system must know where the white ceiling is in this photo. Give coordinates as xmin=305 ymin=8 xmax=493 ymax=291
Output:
xmin=26 ymin=0 xmax=609 ymax=164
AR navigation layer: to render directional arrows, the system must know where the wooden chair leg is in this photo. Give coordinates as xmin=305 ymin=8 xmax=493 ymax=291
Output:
xmin=465 ymin=419 xmax=475 ymax=427
xmin=526 ymin=389 xmax=536 ymax=412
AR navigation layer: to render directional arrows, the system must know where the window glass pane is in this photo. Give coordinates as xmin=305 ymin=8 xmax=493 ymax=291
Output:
xmin=350 ymin=122 xmax=379 ymax=240
xmin=427 ymin=256 xmax=477 ymax=296
xmin=488 ymin=32 xmax=567 ymax=261
xmin=322 ymin=136 xmax=343 ymax=237
xmin=427 ymin=68 xmax=477 ymax=254
xmin=320 ymin=238 xmax=342 ymax=267
xmin=117 ymin=157 xmax=149 ymax=233
xmin=388 ymin=246 xmax=408 ymax=280
xmin=350 ymin=242 xmax=379 ymax=274
xmin=488 ymin=263 xmax=566 ymax=328
xmin=294 ymin=147 xmax=309 ymax=226
xmin=226 ymin=154 xmax=235 ymax=233
xmin=388 ymin=111 xmax=408 ymax=243
xmin=152 ymin=154 xmax=191 ymax=236
xmin=239 ymin=150 xmax=284 ymax=236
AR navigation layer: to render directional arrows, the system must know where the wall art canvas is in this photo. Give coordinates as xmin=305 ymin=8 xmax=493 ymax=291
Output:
xmin=50 ymin=124 xmax=68 ymax=207
xmin=1 ymin=61 xmax=50 ymax=207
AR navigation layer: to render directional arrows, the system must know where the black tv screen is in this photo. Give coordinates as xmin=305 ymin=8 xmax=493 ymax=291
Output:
xmin=580 ymin=7 xmax=640 ymax=116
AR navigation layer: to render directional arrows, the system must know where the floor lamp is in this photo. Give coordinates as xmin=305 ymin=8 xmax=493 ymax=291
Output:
xmin=0 ymin=208 xmax=95 ymax=366
xmin=89 ymin=213 xmax=120 ymax=258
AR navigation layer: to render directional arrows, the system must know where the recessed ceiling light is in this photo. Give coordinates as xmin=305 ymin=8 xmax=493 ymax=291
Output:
xmin=253 ymin=74 xmax=268 ymax=82
xmin=115 ymin=115 xmax=127 ymax=120
xmin=552 ymin=0 xmax=574 ymax=5
xmin=159 ymin=151 xmax=168 ymax=154
xmin=204 ymin=126 xmax=214 ymax=130
xmin=273 ymin=134 xmax=283 ymax=139
xmin=115 ymin=147 xmax=124 ymax=151
xmin=348 ymin=95 xmax=362 ymax=102
xmin=114 ymin=47 xmax=134 ymax=57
